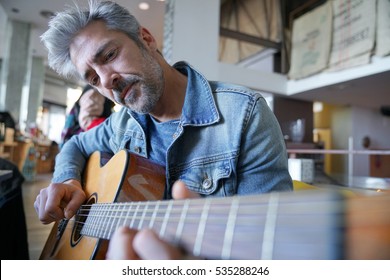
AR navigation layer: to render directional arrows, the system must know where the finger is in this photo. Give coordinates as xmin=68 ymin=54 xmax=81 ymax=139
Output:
xmin=64 ymin=190 xmax=87 ymax=219
xmin=36 ymin=188 xmax=58 ymax=224
xmin=34 ymin=192 xmax=46 ymax=222
xmin=172 ymin=180 xmax=200 ymax=200
xmin=106 ymin=227 xmax=139 ymax=260
xmin=133 ymin=229 xmax=183 ymax=260
xmin=34 ymin=192 xmax=41 ymax=215
xmin=44 ymin=185 xmax=67 ymax=221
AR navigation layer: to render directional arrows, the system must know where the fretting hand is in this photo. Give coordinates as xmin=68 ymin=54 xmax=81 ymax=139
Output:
xmin=106 ymin=180 xmax=200 ymax=259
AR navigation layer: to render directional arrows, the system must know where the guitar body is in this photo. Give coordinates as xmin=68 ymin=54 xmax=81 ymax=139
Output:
xmin=39 ymin=150 xmax=166 ymax=260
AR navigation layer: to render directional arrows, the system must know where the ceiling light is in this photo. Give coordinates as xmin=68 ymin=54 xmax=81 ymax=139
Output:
xmin=139 ymin=2 xmax=150 ymax=10
xmin=313 ymin=102 xmax=323 ymax=113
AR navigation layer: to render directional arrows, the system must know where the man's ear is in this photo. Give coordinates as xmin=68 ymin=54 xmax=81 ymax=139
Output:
xmin=140 ymin=27 xmax=157 ymax=50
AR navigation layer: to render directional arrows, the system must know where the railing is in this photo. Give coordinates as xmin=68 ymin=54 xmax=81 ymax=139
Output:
xmin=287 ymin=137 xmax=390 ymax=183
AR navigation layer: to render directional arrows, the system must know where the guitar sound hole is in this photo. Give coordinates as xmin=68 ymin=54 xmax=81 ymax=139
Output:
xmin=70 ymin=193 xmax=97 ymax=247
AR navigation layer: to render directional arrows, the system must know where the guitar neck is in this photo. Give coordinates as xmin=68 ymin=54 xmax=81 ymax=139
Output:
xmin=79 ymin=190 xmax=350 ymax=259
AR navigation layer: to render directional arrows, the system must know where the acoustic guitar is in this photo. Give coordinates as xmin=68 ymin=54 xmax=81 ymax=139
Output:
xmin=40 ymin=150 xmax=390 ymax=260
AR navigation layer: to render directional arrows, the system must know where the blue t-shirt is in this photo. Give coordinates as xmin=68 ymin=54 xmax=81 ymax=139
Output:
xmin=147 ymin=116 xmax=179 ymax=166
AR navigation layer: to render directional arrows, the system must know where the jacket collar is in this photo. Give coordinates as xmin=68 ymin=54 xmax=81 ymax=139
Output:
xmin=173 ymin=61 xmax=220 ymax=126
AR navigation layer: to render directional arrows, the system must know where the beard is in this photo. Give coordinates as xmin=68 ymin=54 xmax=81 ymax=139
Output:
xmin=113 ymin=50 xmax=164 ymax=114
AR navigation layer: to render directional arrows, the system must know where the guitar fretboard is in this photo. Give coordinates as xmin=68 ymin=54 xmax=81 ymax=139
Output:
xmin=78 ymin=191 xmax=345 ymax=259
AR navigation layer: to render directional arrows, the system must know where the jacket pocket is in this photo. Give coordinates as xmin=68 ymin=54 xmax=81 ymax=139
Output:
xmin=177 ymin=159 xmax=233 ymax=196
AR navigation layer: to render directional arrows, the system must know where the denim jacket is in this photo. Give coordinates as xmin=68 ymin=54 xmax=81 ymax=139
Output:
xmin=53 ymin=61 xmax=292 ymax=198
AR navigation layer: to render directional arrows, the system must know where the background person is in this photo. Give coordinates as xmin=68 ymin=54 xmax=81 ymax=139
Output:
xmin=60 ymin=84 xmax=115 ymax=148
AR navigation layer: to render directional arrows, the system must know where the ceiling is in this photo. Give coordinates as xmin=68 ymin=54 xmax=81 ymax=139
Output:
xmin=0 ymin=0 xmax=389 ymax=111
xmin=0 ymin=0 xmax=166 ymax=61
xmin=289 ymin=69 xmax=390 ymax=111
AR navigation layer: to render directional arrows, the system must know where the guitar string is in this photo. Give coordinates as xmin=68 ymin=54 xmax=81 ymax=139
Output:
xmin=72 ymin=215 xmax=367 ymax=236
xmin=74 ymin=213 xmax=389 ymax=228
xmin=76 ymin=200 xmax=390 ymax=220
xmin=67 ymin=198 xmax=390 ymax=236
xmin=76 ymin=199 xmax=345 ymax=221
xmin=75 ymin=190 xmax=390 ymax=212
xmin=72 ymin=195 xmax=390 ymax=226
xmin=60 ymin=218 xmax=339 ymax=260
xmin=76 ymin=191 xmax=344 ymax=213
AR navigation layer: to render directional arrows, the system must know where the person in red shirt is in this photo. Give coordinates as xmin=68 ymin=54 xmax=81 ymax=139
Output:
xmin=60 ymin=85 xmax=115 ymax=148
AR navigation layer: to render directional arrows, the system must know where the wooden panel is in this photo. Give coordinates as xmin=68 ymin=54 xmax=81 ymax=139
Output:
xmin=12 ymin=141 xmax=33 ymax=171
xmin=0 ymin=142 xmax=17 ymax=161
xmin=36 ymin=144 xmax=58 ymax=174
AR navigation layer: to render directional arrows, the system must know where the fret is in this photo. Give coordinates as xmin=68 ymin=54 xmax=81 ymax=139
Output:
xmin=102 ymin=204 xmax=111 ymax=239
xmin=149 ymin=200 xmax=160 ymax=228
xmin=261 ymin=193 xmax=279 ymax=260
xmin=95 ymin=204 xmax=108 ymax=238
xmin=89 ymin=205 xmax=98 ymax=237
xmin=81 ymin=207 xmax=91 ymax=236
xmin=103 ymin=204 xmax=115 ymax=239
xmin=193 ymin=199 xmax=211 ymax=256
xmin=90 ymin=205 xmax=100 ymax=236
xmin=138 ymin=201 xmax=150 ymax=230
xmin=116 ymin=203 xmax=126 ymax=230
xmin=221 ymin=196 xmax=240 ymax=259
xmin=159 ymin=200 xmax=173 ymax=237
xmin=175 ymin=199 xmax=189 ymax=244
xmin=90 ymin=205 xmax=101 ymax=236
xmin=130 ymin=202 xmax=141 ymax=229
xmin=107 ymin=203 xmax=121 ymax=238
xmin=105 ymin=204 xmax=115 ymax=239
xmin=123 ymin=202 xmax=134 ymax=227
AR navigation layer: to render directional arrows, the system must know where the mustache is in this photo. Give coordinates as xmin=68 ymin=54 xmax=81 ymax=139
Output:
xmin=113 ymin=76 xmax=140 ymax=103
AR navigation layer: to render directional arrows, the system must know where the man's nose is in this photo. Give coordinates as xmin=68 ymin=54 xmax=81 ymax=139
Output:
xmin=99 ymin=69 xmax=120 ymax=89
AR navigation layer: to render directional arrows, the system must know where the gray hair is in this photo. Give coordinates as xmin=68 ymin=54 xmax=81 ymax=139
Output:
xmin=41 ymin=0 xmax=142 ymax=79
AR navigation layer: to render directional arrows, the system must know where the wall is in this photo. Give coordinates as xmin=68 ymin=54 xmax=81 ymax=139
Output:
xmin=351 ymin=106 xmax=390 ymax=176
xmin=170 ymin=0 xmax=220 ymax=80
xmin=0 ymin=5 xmax=6 ymax=58
xmin=314 ymin=102 xmax=338 ymax=128
xmin=273 ymin=96 xmax=313 ymax=143
xmin=42 ymin=83 xmax=68 ymax=107
xmin=330 ymin=106 xmax=351 ymax=175
xmin=328 ymin=105 xmax=390 ymax=177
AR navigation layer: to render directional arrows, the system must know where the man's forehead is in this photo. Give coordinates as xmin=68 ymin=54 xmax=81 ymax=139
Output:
xmin=69 ymin=24 xmax=111 ymax=74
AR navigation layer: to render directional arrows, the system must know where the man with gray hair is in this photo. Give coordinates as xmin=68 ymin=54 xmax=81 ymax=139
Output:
xmin=35 ymin=0 xmax=292 ymax=259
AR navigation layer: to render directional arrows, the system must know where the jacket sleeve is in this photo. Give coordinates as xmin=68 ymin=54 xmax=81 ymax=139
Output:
xmin=52 ymin=115 xmax=115 ymax=183
xmin=236 ymin=97 xmax=293 ymax=194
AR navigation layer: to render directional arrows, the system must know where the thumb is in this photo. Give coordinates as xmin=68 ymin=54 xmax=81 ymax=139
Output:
xmin=172 ymin=180 xmax=200 ymax=200
xmin=63 ymin=189 xmax=86 ymax=219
